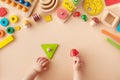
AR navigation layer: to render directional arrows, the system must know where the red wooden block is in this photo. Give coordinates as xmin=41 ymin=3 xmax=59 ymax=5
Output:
xmin=104 ymin=0 xmax=120 ymax=6
xmin=0 ymin=7 xmax=7 ymax=17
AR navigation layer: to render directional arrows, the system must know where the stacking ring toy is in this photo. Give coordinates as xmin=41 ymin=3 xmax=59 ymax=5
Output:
xmin=0 ymin=30 xmax=5 ymax=38
xmin=9 ymin=15 xmax=18 ymax=23
xmin=0 ymin=18 xmax=9 ymax=27
xmin=57 ymin=8 xmax=68 ymax=19
xmin=6 ymin=27 xmax=14 ymax=34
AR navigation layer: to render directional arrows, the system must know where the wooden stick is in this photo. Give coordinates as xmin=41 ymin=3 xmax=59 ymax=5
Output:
xmin=101 ymin=29 xmax=120 ymax=43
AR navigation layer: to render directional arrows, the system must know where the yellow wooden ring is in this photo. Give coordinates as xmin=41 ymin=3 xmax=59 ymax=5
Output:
xmin=9 ymin=15 xmax=19 ymax=23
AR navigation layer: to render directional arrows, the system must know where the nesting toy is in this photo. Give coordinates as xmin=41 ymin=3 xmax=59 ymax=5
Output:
xmin=6 ymin=27 xmax=14 ymax=34
xmin=0 ymin=18 xmax=9 ymax=27
xmin=9 ymin=15 xmax=19 ymax=23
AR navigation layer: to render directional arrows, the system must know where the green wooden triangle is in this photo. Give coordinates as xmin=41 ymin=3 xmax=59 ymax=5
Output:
xmin=41 ymin=44 xmax=58 ymax=59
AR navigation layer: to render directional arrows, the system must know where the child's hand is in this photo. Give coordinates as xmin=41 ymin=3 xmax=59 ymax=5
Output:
xmin=73 ymin=56 xmax=83 ymax=71
xmin=33 ymin=57 xmax=49 ymax=73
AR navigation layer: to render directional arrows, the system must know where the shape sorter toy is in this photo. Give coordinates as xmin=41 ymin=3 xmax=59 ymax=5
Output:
xmin=101 ymin=10 xmax=120 ymax=28
xmin=0 ymin=0 xmax=38 ymax=17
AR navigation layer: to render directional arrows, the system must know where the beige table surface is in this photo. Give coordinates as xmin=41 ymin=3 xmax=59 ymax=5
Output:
xmin=0 ymin=0 xmax=120 ymax=80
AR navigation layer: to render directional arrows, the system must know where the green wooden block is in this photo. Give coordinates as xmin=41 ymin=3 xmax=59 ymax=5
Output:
xmin=41 ymin=44 xmax=59 ymax=59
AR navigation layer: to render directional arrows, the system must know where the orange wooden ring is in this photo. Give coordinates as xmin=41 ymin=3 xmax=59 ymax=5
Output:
xmin=0 ymin=30 xmax=5 ymax=38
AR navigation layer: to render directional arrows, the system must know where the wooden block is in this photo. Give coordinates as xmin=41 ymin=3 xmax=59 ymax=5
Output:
xmin=101 ymin=10 xmax=120 ymax=28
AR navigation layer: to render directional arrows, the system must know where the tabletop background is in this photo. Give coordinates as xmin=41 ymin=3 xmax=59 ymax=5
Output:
xmin=0 ymin=0 xmax=120 ymax=80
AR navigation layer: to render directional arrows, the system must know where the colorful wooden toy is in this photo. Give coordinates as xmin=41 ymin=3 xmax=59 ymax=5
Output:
xmin=83 ymin=0 xmax=104 ymax=16
xmin=32 ymin=13 xmax=41 ymax=22
xmin=43 ymin=15 xmax=52 ymax=22
xmin=0 ymin=35 xmax=14 ymax=49
xmin=70 ymin=49 xmax=79 ymax=57
xmin=16 ymin=4 xmax=23 ymax=9
xmin=15 ymin=26 xmax=21 ymax=31
xmin=90 ymin=17 xmax=100 ymax=26
xmin=23 ymin=20 xmax=31 ymax=28
xmin=5 ymin=0 xmax=11 ymax=4
xmin=24 ymin=1 xmax=31 ymax=7
xmin=11 ymin=1 xmax=17 ymax=7
xmin=0 ymin=7 xmax=7 ymax=17
xmin=22 ymin=7 xmax=28 ymax=12
xmin=0 ymin=18 xmax=9 ymax=27
xmin=72 ymin=0 xmax=80 ymax=6
xmin=41 ymin=44 xmax=59 ymax=59
xmin=116 ymin=22 xmax=120 ymax=32
xmin=0 ymin=30 xmax=5 ymax=38
xmin=57 ymin=8 xmax=68 ymax=19
xmin=101 ymin=10 xmax=119 ymax=28
xmin=6 ymin=27 xmax=14 ymax=34
xmin=104 ymin=0 xmax=120 ymax=6
xmin=19 ymin=0 xmax=25 ymax=4
xmin=9 ymin=15 xmax=19 ymax=23
xmin=62 ymin=0 xmax=74 ymax=12
xmin=101 ymin=29 xmax=120 ymax=43
xmin=81 ymin=14 xmax=87 ymax=21
xmin=73 ymin=11 xmax=80 ymax=17
xmin=106 ymin=38 xmax=120 ymax=50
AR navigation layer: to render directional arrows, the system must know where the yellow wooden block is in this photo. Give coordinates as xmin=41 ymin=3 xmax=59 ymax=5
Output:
xmin=0 ymin=35 xmax=14 ymax=49
xmin=62 ymin=0 xmax=74 ymax=12
xmin=43 ymin=15 xmax=52 ymax=22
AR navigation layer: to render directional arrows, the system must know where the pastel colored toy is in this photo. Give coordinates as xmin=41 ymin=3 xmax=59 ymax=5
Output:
xmin=57 ymin=8 xmax=68 ymax=19
xmin=22 ymin=7 xmax=28 ymax=12
xmin=116 ymin=22 xmax=120 ymax=32
xmin=72 ymin=0 xmax=80 ymax=5
xmin=6 ymin=27 xmax=14 ymax=34
xmin=104 ymin=0 xmax=120 ymax=6
xmin=101 ymin=10 xmax=119 ymax=28
xmin=9 ymin=15 xmax=19 ymax=23
xmin=24 ymin=1 xmax=31 ymax=7
xmin=5 ymin=0 xmax=11 ymax=4
xmin=73 ymin=11 xmax=80 ymax=17
xmin=0 ymin=7 xmax=7 ymax=17
xmin=41 ymin=44 xmax=58 ymax=59
xmin=81 ymin=14 xmax=87 ymax=21
xmin=0 ymin=30 xmax=5 ymax=38
xmin=23 ymin=20 xmax=31 ymax=28
xmin=32 ymin=13 xmax=41 ymax=22
xmin=62 ymin=0 xmax=74 ymax=12
xmin=11 ymin=1 xmax=17 ymax=7
xmin=101 ymin=29 xmax=120 ymax=43
xmin=0 ymin=18 xmax=9 ymax=27
xmin=16 ymin=4 xmax=23 ymax=9
xmin=0 ymin=35 xmax=14 ymax=49
xmin=70 ymin=49 xmax=79 ymax=57
xmin=43 ymin=15 xmax=52 ymax=22
xmin=15 ymin=26 xmax=21 ymax=31
xmin=90 ymin=17 xmax=100 ymax=26
xmin=83 ymin=0 xmax=104 ymax=16
xmin=106 ymin=38 xmax=120 ymax=50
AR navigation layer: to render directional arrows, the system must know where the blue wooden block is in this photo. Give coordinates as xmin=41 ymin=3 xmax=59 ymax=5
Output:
xmin=116 ymin=22 xmax=120 ymax=32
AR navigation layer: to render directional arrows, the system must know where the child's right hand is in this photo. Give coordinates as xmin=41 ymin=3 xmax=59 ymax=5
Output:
xmin=33 ymin=57 xmax=49 ymax=73
xmin=73 ymin=56 xmax=83 ymax=71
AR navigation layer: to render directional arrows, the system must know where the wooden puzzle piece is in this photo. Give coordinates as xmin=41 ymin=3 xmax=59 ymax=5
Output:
xmin=0 ymin=35 xmax=14 ymax=49
xmin=62 ymin=0 xmax=75 ymax=12
xmin=83 ymin=0 xmax=104 ymax=16
xmin=41 ymin=44 xmax=58 ymax=59
xmin=104 ymin=0 xmax=120 ymax=6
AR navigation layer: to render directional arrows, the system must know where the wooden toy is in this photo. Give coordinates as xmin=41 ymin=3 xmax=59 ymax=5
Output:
xmin=116 ymin=22 xmax=120 ymax=32
xmin=16 ymin=4 xmax=23 ymax=9
xmin=15 ymin=26 xmax=21 ymax=31
xmin=0 ymin=30 xmax=5 ymax=38
xmin=5 ymin=0 xmax=11 ymax=4
xmin=41 ymin=44 xmax=59 ymax=59
xmin=101 ymin=29 xmax=120 ymax=43
xmin=62 ymin=0 xmax=74 ymax=12
xmin=23 ymin=20 xmax=31 ymax=28
xmin=22 ymin=7 xmax=28 ymax=12
xmin=32 ymin=13 xmax=41 ymax=22
xmin=0 ymin=18 xmax=9 ymax=27
xmin=90 ymin=17 xmax=100 ymax=26
xmin=0 ymin=35 xmax=14 ymax=49
xmin=43 ymin=15 xmax=52 ymax=22
xmin=11 ymin=1 xmax=17 ymax=7
xmin=81 ymin=14 xmax=87 ymax=21
xmin=104 ymin=0 xmax=120 ymax=6
xmin=83 ymin=0 xmax=104 ymax=16
xmin=72 ymin=0 xmax=80 ymax=6
xmin=40 ymin=0 xmax=58 ymax=12
xmin=57 ymin=8 xmax=68 ymax=19
xmin=24 ymin=1 xmax=31 ymax=7
xmin=19 ymin=0 xmax=25 ymax=4
xmin=6 ymin=27 xmax=14 ymax=34
xmin=0 ymin=7 xmax=7 ymax=17
xmin=101 ymin=10 xmax=119 ymax=28
xmin=73 ymin=11 xmax=80 ymax=17
xmin=9 ymin=15 xmax=19 ymax=23
xmin=70 ymin=49 xmax=79 ymax=57
xmin=106 ymin=38 xmax=120 ymax=50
